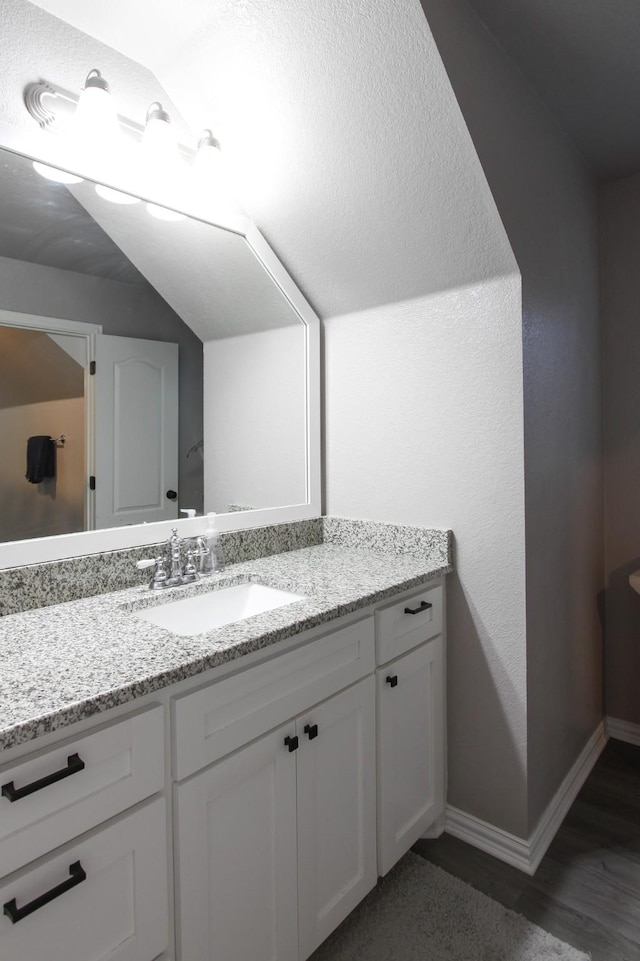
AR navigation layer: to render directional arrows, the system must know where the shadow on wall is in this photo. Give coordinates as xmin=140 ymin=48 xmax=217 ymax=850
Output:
xmin=447 ymin=571 xmax=528 ymax=838
xmin=604 ymin=557 xmax=640 ymax=727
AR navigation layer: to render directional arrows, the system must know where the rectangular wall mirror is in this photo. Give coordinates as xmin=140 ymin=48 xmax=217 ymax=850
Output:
xmin=0 ymin=143 xmax=320 ymax=569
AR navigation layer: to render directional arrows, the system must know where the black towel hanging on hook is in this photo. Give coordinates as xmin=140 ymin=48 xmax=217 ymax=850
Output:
xmin=25 ymin=436 xmax=56 ymax=484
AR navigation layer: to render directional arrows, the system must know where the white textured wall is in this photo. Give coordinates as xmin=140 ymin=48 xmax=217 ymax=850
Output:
xmin=601 ymin=172 xmax=640 ymax=727
xmin=325 ymin=277 xmax=528 ymax=833
xmin=203 ymin=326 xmax=307 ymax=512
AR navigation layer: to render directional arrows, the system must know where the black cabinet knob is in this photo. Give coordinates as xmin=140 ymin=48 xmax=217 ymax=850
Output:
xmin=166 ymin=490 xmax=178 ymax=500
xmin=284 ymin=735 xmax=299 ymax=753
xmin=386 ymin=675 xmax=398 ymax=688
xmin=304 ymin=724 xmax=318 ymax=740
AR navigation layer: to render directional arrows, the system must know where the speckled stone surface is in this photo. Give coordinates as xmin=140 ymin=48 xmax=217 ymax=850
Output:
xmin=0 ymin=539 xmax=452 ymax=752
xmin=322 ymin=517 xmax=451 ymax=565
xmin=222 ymin=518 xmax=324 ymax=564
xmin=0 ymin=519 xmax=325 ymax=617
xmin=0 ymin=544 xmax=162 ymax=617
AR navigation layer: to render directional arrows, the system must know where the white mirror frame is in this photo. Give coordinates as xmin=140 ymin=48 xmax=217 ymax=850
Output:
xmin=0 ymin=121 xmax=321 ymax=569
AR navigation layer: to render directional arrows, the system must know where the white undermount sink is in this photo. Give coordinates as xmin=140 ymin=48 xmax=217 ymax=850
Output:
xmin=133 ymin=582 xmax=305 ymax=637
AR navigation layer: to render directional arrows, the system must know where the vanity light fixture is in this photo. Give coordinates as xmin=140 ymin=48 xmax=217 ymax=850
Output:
xmin=24 ymin=73 xmax=227 ymax=216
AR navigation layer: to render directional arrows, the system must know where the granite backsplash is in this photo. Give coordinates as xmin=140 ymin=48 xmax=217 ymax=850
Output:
xmin=0 ymin=517 xmax=452 ymax=617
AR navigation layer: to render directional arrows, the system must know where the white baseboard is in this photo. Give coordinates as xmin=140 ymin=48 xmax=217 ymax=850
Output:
xmin=445 ymin=720 xmax=607 ymax=876
xmin=527 ymin=720 xmax=607 ymax=873
xmin=606 ymin=716 xmax=640 ymax=746
xmin=445 ymin=805 xmax=533 ymax=874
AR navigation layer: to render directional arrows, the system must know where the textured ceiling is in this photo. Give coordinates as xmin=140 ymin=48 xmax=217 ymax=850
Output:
xmin=463 ymin=0 xmax=640 ymax=180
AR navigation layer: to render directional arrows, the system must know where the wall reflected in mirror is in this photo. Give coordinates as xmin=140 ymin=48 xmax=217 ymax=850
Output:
xmin=0 ymin=147 xmax=308 ymax=546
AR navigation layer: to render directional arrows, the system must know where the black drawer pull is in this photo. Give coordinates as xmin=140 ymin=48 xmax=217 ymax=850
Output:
xmin=386 ymin=675 xmax=398 ymax=688
xmin=1 ymin=753 xmax=85 ymax=803
xmin=284 ymin=735 xmax=299 ymax=753
xmin=304 ymin=724 xmax=318 ymax=740
xmin=404 ymin=600 xmax=432 ymax=616
xmin=3 ymin=861 xmax=86 ymax=924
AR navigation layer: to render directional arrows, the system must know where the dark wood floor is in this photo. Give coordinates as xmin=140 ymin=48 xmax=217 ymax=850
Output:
xmin=413 ymin=739 xmax=640 ymax=961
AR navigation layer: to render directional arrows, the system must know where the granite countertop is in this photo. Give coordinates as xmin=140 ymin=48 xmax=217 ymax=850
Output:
xmin=0 ymin=542 xmax=451 ymax=753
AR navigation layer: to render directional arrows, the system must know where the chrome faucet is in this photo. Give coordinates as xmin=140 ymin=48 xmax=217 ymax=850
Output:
xmin=165 ymin=528 xmax=184 ymax=588
xmin=136 ymin=528 xmax=209 ymax=590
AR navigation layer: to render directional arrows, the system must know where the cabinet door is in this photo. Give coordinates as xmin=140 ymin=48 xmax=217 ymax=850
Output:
xmin=296 ymin=677 xmax=377 ymax=960
xmin=0 ymin=798 xmax=168 ymax=961
xmin=376 ymin=636 xmax=444 ymax=876
xmin=175 ymin=723 xmax=298 ymax=961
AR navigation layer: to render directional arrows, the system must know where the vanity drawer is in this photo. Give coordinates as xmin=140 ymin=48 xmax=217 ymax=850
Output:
xmin=0 ymin=704 xmax=164 ymax=877
xmin=375 ymin=582 xmax=443 ymax=665
xmin=172 ymin=616 xmax=375 ymax=779
xmin=0 ymin=797 xmax=168 ymax=961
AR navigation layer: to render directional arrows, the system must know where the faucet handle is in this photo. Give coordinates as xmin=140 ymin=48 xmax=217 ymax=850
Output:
xmin=182 ymin=546 xmax=199 ymax=583
xmin=136 ymin=556 xmax=168 ymax=590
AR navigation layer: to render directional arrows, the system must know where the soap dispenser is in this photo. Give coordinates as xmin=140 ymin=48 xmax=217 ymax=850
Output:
xmin=200 ymin=512 xmax=225 ymax=574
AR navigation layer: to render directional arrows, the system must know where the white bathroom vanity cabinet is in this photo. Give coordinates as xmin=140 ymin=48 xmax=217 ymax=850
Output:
xmin=0 ymin=576 xmax=445 ymax=961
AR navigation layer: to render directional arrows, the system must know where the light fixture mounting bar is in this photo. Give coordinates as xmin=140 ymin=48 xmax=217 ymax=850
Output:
xmin=24 ymin=79 xmax=167 ymax=148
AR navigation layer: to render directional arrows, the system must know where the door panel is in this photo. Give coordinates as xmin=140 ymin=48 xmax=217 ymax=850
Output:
xmin=376 ymin=636 xmax=445 ymax=876
xmin=94 ymin=334 xmax=178 ymax=529
xmin=175 ymin=724 xmax=298 ymax=961
xmin=296 ymin=678 xmax=377 ymax=959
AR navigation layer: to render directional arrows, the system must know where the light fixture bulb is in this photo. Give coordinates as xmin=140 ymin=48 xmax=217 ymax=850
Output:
xmin=74 ymin=69 xmax=119 ymax=142
xmin=95 ymin=183 xmax=140 ymax=205
xmin=191 ymin=129 xmax=245 ymax=219
xmin=194 ymin=129 xmax=223 ymax=176
xmin=141 ymin=102 xmax=180 ymax=168
xmin=32 ymin=161 xmax=83 ymax=184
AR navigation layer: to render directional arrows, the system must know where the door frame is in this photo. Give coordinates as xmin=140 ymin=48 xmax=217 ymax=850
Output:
xmin=0 ymin=308 xmax=100 ymax=532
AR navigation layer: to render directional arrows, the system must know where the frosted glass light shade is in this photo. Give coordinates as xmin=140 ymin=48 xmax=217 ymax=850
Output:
xmin=74 ymin=77 xmax=119 ymax=142
xmin=141 ymin=103 xmax=181 ymax=173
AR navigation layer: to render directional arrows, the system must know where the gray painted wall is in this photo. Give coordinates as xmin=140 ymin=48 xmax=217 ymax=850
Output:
xmin=601 ymin=172 xmax=640 ymax=727
xmin=420 ymin=0 xmax=603 ymax=830
xmin=0 ymin=255 xmax=204 ymax=516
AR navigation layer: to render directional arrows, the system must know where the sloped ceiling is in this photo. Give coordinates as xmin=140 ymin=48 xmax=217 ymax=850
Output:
xmin=463 ymin=0 xmax=640 ymax=180
xmin=24 ymin=0 xmax=517 ymax=319
xmin=0 ymin=327 xmax=84 ymax=408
